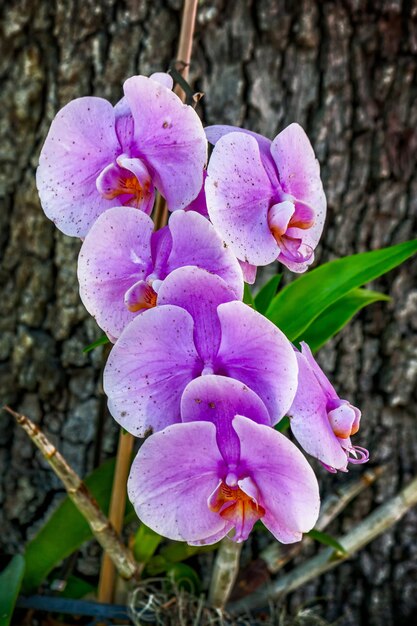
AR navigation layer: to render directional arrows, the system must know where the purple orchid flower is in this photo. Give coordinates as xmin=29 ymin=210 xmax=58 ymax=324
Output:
xmin=128 ymin=375 xmax=320 ymax=544
xmin=103 ymin=266 xmax=298 ymax=436
xmin=288 ymin=342 xmax=369 ymax=472
xmin=37 ymin=73 xmax=207 ymax=237
xmin=205 ymin=123 xmax=326 ymax=273
xmin=77 ymin=208 xmax=243 ymax=340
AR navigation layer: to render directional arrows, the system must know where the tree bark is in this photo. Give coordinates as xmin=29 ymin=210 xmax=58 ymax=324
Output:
xmin=1 ymin=1 xmax=416 ymax=624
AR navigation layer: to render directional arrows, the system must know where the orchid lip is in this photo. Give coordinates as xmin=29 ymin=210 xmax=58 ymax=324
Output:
xmin=345 ymin=445 xmax=370 ymax=464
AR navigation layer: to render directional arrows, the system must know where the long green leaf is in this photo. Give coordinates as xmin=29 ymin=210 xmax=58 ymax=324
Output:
xmin=22 ymin=457 xmax=134 ymax=593
xmin=265 ymin=240 xmax=417 ymax=340
xmin=243 ymin=283 xmax=255 ymax=307
xmin=133 ymin=524 xmax=162 ymax=564
xmin=254 ymin=274 xmax=282 ymax=314
xmin=83 ymin=334 xmax=110 ymax=353
xmin=0 ymin=555 xmax=25 ymax=626
xmin=307 ymin=529 xmax=347 ymax=556
xmin=298 ymin=288 xmax=390 ymax=352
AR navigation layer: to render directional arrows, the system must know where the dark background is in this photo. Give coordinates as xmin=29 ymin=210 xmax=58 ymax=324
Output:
xmin=1 ymin=1 xmax=417 ymax=624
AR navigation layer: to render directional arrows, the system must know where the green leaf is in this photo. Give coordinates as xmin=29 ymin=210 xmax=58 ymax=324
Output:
xmin=0 ymin=555 xmax=25 ymax=626
xmin=22 ymin=457 xmax=135 ymax=593
xmin=83 ymin=334 xmax=110 ymax=353
xmin=145 ymin=554 xmax=170 ymax=576
xmin=307 ymin=529 xmax=347 ymax=556
xmin=167 ymin=563 xmax=201 ymax=595
xmin=275 ymin=416 xmax=290 ymax=433
xmin=133 ymin=524 xmax=162 ymax=564
xmin=265 ymin=239 xmax=417 ymax=340
xmin=254 ymin=274 xmax=282 ymax=314
xmin=59 ymin=575 xmax=95 ymax=599
xmin=243 ymin=283 xmax=255 ymax=307
xmin=298 ymin=288 xmax=391 ymax=352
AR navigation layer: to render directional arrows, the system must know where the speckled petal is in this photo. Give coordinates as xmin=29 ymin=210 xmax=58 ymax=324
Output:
xmin=77 ymin=206 xmax=154 ymax=340
xmin=128 ymin=421 xmax=231 ymax=543
xmin=37 ymin=97 xmax=121 ymax=237
xmin=233 ymin=416 xmax=320 ymax=543
xmin=157 ymin=267 xmax=236 ymax=366
xmin=181 ymin=375 xmax=271 ymax=465
xmin=206 ymin=132 xmax=279 ymax=265
xmin=215 ymin=302 xmax=298 ymax=421
xmin=103 ymin=305 xmax=201 ymax=436
xmin=124 ymin=75 xmax=207 ymax=211
xmin=166 ymin=210 xmax=244 ymax=300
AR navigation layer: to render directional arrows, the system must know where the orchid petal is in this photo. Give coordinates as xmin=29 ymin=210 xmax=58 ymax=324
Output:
xmin=288 ymin=351 xmax=348 ymax=471
xmin=167 ymin=210 xmax=244 ymax=300
xmin=37 ymin=97 xmax=121 ymax=237
xmin=215 ymin=302 xmax=298 ymax=421
xmin=270 ymin=123 xmax=326 ymax=264
xmin=157 ymin=267 xmax=236 ymax=366
xmin=206 ymin=132 xmax=279 ymax=265
xmin=181 ymin=375 xmax=270 ymax=466
xmin=233 ymin=416 xmax=320 ymax=543
xmin=205 ymin=125 xmax=279 ymax=187
xmin=78 ymin=206 xmax=154 ymax=339
xmin=123 ymin=75 xmax=207 ymax=210
xmin=238 ymin=260 xmax=257 ymax=284
xmin=150 ymin=72 xmax=174 ymax=90
xmin=103 ymin=305 xmax=201 ymax=436
xmin=128 ymin=421 xmax=231 ymax=543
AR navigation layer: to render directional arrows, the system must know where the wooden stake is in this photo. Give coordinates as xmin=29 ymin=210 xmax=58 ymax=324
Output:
xmin=98 ymin=430 xmax=135 ymax=602
xmin=97 ymin=0 xmax=199 ymax=602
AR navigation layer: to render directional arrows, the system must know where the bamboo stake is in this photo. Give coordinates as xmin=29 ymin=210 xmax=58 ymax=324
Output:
xmin=209 ymin=538 xmax=243 ymax=609
xmin=4 ymin=406 xmax=140 ymax=582
xmin=98 ymin=0 xmax=200 ymax=602
xmin=229 ymin=473 xmax=417 ymax=614
xmin=98 ymin=430 xmax=135 ymax=602
xmin=261 ymin=466 xmax=385 ymax=574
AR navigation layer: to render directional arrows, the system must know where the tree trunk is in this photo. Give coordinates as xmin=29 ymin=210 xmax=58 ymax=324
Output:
xmin=1 ymin=1 xmax=416 ymax=624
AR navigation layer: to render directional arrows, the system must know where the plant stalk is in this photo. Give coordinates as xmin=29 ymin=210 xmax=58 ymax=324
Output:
xmin=98 ymin=430 xmax=135 ymax=602
xmin=98 ymin=0 xmax=200 ymax=601
xmin=209 ymin=538 xmax=243 ymax=609
xmin=4 ymin=406 xmax=140 ymax=582
xmin=229 ymin=473 xmax=417 ymax=613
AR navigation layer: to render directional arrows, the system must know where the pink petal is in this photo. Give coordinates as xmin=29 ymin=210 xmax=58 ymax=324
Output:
xmin=128 ymin=421 xmax=231 ymax=543
xmin=270 ymin=123 xmax=326 ymax=260
xmin=157 ymin=267 xmax=236 ymax=366
xmin=181 ymin=375 xmax=271 ymax=466
xmin=77 ymin=206 xmax=154 ymax=340
xmin=233 ymin=416 xmax=320 ymax=543
xmin=239 ymin=260 xmax=257 ymax=284
xmin=167 ymin=210 xmax=244 ymax=300
xmin=123 ymin=75 xmax=207 ymax=210
xmin=103 ymin=305 xmax=201 ymax=436
xmin=215 ymin=302 xmax=298 ymax=421
xmin=150 ymin=72 xmax=174 ymax=90
xmin=37 ymin=97 xmax=121 ymax=237
xmin=288 ymin=350 xmax=348 ymax=471
xmin=206 ymin=132 xmax=279 ymax=265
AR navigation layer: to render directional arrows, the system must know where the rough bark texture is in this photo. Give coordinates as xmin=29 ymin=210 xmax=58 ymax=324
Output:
xmin=0 ymin=1 xmax=416 ymax=624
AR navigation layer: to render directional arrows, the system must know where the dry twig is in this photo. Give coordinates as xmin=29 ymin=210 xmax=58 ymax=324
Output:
xmin=4 ymin=406 xmax=140 ymax=582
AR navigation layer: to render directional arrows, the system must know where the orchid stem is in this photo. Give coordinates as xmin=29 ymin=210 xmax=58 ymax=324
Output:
xmin=261 ymin=465 xmax=386 ymax=574
xmin=98 ymin=0 xmax=200 ymax=601
xmin=4 ymin=406 xmax=140 ymax=582
xmin=209 ymin=538 xmax=243 ymax=609
xmin=98 ymin=429 xmax=135 ymax=603
xmin=229 ymin=473 xmax=417 ymax=614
